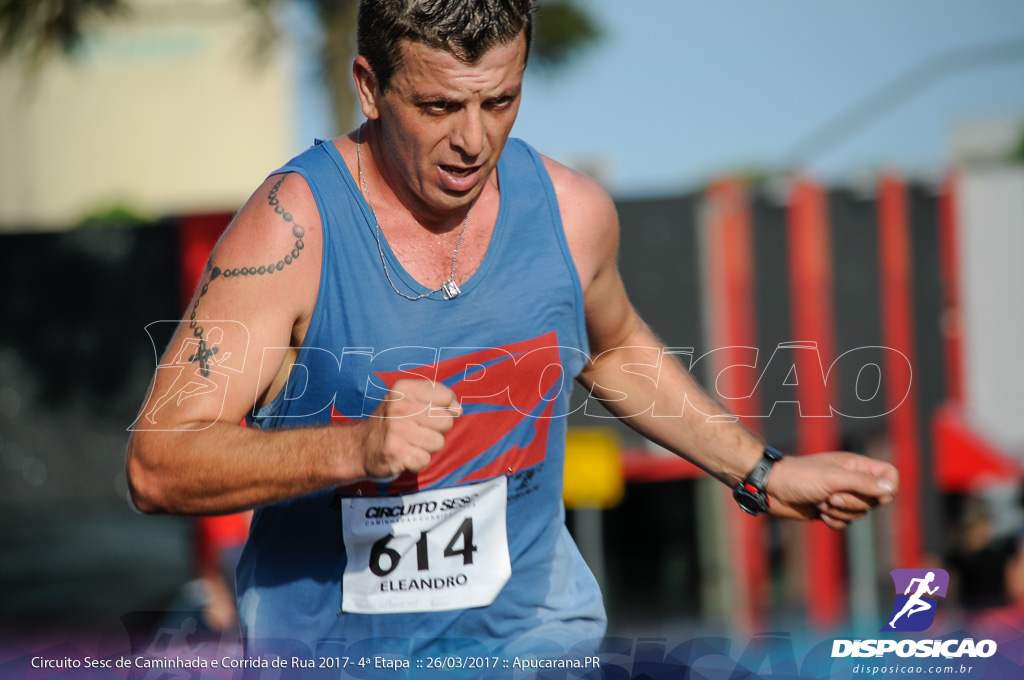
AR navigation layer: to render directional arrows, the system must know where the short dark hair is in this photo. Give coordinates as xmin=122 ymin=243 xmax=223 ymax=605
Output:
xmin=357 ymin=0 xmax=536 ymax=91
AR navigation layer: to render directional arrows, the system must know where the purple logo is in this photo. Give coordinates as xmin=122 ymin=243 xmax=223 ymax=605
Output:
xmin=882 ymin=568 xmax=949 ymax=632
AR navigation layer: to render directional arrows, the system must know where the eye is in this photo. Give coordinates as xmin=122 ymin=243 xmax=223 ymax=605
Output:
xmin=420 ymin=100 xmax=452 ymax=114
xmin=488 ymin=91 xmax=521 ymax=111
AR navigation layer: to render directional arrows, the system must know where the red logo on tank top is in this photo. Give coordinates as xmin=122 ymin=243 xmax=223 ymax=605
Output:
xmin=332 ymin=331 xmax=567 ymax=494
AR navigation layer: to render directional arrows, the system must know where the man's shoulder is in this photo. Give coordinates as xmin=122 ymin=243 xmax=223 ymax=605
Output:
xmin=530 ymin=150 xmax=618 ymax=292
xmin=536 ymin=152 xmax=616 ymax=230
xmin=273 ymin=138 xmax=338 ymax=178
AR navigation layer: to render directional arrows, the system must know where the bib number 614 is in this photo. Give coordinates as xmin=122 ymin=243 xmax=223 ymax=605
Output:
xmin=370 ymin=517 xmax=477 ymax=576
xmin=341 ymin=476 xmax=510 ymax=613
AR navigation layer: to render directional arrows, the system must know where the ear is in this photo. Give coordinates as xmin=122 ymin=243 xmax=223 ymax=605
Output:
xmin=353 ymin=55 xmax=381 ymax=120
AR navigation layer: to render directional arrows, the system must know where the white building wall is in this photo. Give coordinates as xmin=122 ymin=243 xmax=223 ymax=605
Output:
xmin=958 ymin=166 xmax=1024 ymax=457
xmin=0 ymin=0 xmax=297 ymax=230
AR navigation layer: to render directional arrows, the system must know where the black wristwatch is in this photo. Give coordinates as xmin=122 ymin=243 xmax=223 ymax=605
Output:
xmin=733 ymin=445 xmax=785 ymax=516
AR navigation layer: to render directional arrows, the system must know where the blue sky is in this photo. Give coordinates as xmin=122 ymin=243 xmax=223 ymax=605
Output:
xmin=297 ymin=1 xmax=1024 ymax=197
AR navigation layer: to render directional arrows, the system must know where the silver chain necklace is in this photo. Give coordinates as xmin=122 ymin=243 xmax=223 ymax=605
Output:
xmin=356 ymin=126 xmax=469 ymax=301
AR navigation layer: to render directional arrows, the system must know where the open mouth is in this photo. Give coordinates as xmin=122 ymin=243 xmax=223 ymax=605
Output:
xmin=440 ymin=164 xmax=479 ymax=177
xmin=438 ymin=164 xmax=482 ymax=192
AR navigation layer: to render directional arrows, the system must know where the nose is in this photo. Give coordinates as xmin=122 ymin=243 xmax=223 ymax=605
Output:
xmin=450 ymin=107 xmax=485 ymax=159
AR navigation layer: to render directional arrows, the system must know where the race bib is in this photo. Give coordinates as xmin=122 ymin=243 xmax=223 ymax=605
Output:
xmin=341 ymin=476 xmax=511 ymax=613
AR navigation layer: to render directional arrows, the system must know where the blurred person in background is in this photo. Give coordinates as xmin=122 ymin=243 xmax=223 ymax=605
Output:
xmin=194 ymin=513 xmax=251 ymax=634
xmin=126 ymin=0 xmax=898 ymax=659
xmin=949 ymin=490 xmax=1024 ymax=611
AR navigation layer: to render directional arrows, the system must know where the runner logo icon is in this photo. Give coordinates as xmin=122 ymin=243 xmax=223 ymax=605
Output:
xmin=882 ymin=568 xmax=949 ymax=632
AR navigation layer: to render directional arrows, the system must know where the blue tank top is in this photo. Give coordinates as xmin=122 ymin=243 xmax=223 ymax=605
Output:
xmin=236 ymin=138 xmax=607 ymax=660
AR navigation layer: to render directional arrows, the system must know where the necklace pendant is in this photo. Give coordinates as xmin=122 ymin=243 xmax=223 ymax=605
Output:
xmin=441 ymin=279 xmax=461 ymax=300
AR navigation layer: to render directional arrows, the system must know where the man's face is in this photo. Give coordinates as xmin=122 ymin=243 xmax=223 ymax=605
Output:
xmin=369 ymin=34 xmax=526 ymax=218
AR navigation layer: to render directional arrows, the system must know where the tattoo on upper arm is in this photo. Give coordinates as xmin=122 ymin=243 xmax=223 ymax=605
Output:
xmin=187 ymin=175 xmax=308 ymax=377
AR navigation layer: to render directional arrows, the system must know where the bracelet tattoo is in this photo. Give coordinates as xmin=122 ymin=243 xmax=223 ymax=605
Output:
xmin=187 ymin=175 xmax=307 ymax=377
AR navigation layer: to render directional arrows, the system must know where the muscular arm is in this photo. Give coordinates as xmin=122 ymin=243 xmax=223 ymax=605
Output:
xmin=127 ymin=172 xmax=457 ymax=515
xmin=547 ymin=158 xmax=897 ymax=529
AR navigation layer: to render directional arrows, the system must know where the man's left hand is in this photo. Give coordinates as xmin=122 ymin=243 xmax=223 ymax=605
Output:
xmin=765 ymin=453 xmax=898 ymax=530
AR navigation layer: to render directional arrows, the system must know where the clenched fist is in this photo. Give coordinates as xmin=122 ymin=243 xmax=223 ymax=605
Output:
xmin=359 ymin=379 xmax=461 ymax=480
xmin=765 ymin=452 xmax=898 ymax=530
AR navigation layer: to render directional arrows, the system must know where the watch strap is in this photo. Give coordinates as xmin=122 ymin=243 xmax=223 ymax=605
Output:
xmin=733 ymin=445 xmax=785 ymax=516
xmin=745 ymin=445 xmax=785 ymax=494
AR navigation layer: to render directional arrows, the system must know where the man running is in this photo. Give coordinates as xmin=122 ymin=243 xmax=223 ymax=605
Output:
xmin=127 ymin=0 xmax=899 ymax=658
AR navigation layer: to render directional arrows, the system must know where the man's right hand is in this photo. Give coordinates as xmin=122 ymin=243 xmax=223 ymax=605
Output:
xmin=359 ymin=379 xmax=461 ymax=480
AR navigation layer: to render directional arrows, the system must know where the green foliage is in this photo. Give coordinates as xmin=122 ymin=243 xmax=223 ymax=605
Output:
xmin=79 ymin=202 xmax=149 ymax=229
xmin=0 ymin=0 xmax=126 ymax=67
xmin=1013 ymin=127 xmax=1024 ymax=164
xmin=1 ymin=0 xmax=602 ymax=70
xmin=531 ymin=0 xmax=602 ymax=71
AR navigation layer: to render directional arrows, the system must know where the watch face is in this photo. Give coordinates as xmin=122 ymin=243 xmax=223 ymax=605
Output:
xmin=733 ymin=485 xmax=768 ymax=515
